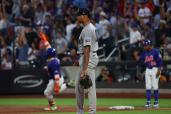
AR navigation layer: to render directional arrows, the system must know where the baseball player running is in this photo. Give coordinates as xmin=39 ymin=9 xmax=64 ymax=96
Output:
xmin=76 ymin=8 xmax=99 ymax=114
xmin=43 ymin=48 xmax=67 ymax=111
xmin=138 ymin=39 xmax=163 ymax=108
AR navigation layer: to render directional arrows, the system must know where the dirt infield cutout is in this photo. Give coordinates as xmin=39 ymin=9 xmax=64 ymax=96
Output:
xmin=0 ymin=106 xmax=171 ymax=114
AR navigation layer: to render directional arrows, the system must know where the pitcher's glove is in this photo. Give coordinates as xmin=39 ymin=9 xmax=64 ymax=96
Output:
xmin=80 ymin=75 xmax=92 ymax=89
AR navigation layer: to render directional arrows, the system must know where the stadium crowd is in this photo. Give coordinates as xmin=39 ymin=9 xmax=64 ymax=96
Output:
xmin=0 ymin=0 xmax=171 ymax=71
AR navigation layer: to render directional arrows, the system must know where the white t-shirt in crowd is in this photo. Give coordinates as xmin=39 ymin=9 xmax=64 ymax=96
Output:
xmin=129 ymin=28 xmax=142 ymax=44
xmin=0 ymin=19 xmax=7 ymax=30
xmin=66 ymin=23 xmax=76 ymax=43
xmin=138 ymin=7 xmax=151 ymax=24
xmin=99 ymin=19 xmax=111 ymax=39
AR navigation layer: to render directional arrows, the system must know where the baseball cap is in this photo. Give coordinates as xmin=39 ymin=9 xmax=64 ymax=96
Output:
xmin=77 ymin=8 xmax=91 ymax=18
xmin=131 ymin=22 xmax=138 ymax=28
xmin=100 ymin=11 xmax=107 ymax=18
xmin=143 ymin=39 xmax=152 ymax=46
xmin=46 ymin=48 xmax=57 ymax=58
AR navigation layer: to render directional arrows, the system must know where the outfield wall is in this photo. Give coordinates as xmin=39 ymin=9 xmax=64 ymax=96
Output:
xmin=0 ymin=61 xmax=171 ymax=94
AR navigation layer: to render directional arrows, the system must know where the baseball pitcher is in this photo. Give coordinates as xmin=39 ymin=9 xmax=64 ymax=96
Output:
xmin=76 ymin=8 xmax=99 ymax=114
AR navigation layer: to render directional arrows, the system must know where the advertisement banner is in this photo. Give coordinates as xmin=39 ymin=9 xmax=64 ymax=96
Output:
xmin=0 ymin=69 xmax=48 ymax=94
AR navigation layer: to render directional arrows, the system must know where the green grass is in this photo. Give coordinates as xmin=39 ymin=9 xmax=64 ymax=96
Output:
xmin=0 ymin=98 xmax=171 ymax=114
xmin=0 ymin=98 xmax=76 ymax=106
xmin=35 ymin=111 xmax=171 ymax=114
xmin=0 ymin=98 xmax=171 ymax=107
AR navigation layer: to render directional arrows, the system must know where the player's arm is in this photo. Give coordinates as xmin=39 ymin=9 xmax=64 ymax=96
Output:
xmin=136 ymin=52 xmax=145 ymax=67
xmin=54 ymin=70 xmax=62 ymax=94
xmin=39 ymin=32 xmax=51 ymax=50
xmin=155 ymin=51 xmax=163 ymax=78
xmin=81 ymin=45 xmax=90 ymax=77
xmin=81 ymin=30 xmax=92 ymax=78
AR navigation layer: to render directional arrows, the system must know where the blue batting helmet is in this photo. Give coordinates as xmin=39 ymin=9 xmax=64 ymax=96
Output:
xmin=143 ymin=39 xmax=152 ymax=46
xmin=46 ymin=48 xmax=56 ymax=58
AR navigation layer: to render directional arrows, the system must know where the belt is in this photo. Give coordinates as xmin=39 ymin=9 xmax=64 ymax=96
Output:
xmin=80 ymin=51 xmax=97 ymax=55
xmin=147 ymin=67 xmax=157 ymax=69
xmin=147 ymin=67 xmax=153 ymax=69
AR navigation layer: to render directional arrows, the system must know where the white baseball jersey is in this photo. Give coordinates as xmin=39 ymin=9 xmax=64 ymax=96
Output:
xmin=76 ymin=22 xmax=99 ymax=114
xmin=78 ymin=23 xmax=98 ymax=54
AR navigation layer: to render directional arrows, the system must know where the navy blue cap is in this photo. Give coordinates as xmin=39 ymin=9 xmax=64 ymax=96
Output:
xmin=143 ymin=39 xmax=152 ymax=46
xmin=131 ymin=23 xmax=138 ymax=28
xmin=46 ymin=48 xmax=57 ymax=58
xmin=77 ymin=8 xmax=91 ymax=18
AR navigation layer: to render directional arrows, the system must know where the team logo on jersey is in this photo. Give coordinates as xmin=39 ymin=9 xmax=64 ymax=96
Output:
xmin=14 ymin=75 xmax=43 ymax=88
xmin=85 ymin=39 xmax=90 ymax=43
xmin=145 ymin=55 xmax=154 ymax=63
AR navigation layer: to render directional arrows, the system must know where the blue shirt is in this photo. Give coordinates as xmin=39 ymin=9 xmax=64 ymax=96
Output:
xmin=139 ymin=48 xmax=163 ymax=69
xmin=17 ymin=44 xmax=29 ymax=62
xmin=47 ymin=58 xmax=61 ymax=80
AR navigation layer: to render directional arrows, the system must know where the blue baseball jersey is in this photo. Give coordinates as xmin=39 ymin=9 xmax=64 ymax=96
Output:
xmin=47 ymin=58 xmax=61 ymax=80
xmin=139 ymin=48 xmax=163 ymax=69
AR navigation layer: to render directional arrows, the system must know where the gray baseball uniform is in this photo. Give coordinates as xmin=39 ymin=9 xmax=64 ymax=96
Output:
xmin=76 ymin=23 xmax=99 ymax=114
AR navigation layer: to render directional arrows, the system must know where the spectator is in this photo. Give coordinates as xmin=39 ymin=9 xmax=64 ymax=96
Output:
xmin=124 ymin=1 xmax=134 ymax=18
xmin=160 ymin=38 xmax=171 ymax=61
xmin=155 ymin=19 xmax=167 ymax=47
xmin=153 ymin=7 xmax=161 ymax=30
xmin=96 ymin=67 xmax=114 ymax=84
xmin=138 ymin=1 xmax=152 ymax=25
xmin=125 ymin=22 xmax=143 ymax=60
xmin=141 ymin=23 xmax=155 ymax=44
xmin=54 ymin=31 xmax=68 ymax=60
xmin=98 ymin=11 xmax=113 ymax=57
xmin=65 ymin=17 xmax=76 ymax=43
xmin=12 ymin=0 xmax=21 ymax=16
xmin=27 ymin=42 xmax=38 ymax=61
xmin=109 ymin=11 xmax=117 ymax=43
xmin=68 ymin=21 xmax=83 ymax=50
xmin=34 ymin=3 xmax=45 ymax=25
xmin=0 ymin=3 xmax=7 ymax=36
xmin=62 ymin=48 xmax=79 ymax=66
xmin=73 ymin=0 xmax=87 ymax=8
xmin=117 ymin=0 xmax=125 ymax=17
xmin=15 ymin=29 xmax=29 ymax=67
xmin=0 ymin=37 xmax=12 ymax=70
xmin=165 ymin=20 xmax=171 ymax=38
xmin=15 ymin=4 xmax=34 ymax=26
xmin=42 ymin=13 xmax=53 ymax=40
xmin=25 ymin=27 xmax=39 ymax=47
xmin=146 ymin=0 xmax=155 ymax=13
xmin=1 ymin=47 xmax=12 ymax=70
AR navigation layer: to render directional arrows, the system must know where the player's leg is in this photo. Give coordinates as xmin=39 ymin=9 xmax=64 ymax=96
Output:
xmin=75 ymin=64 xmax=85 ymax=114
xmin=57 ymin=76 xmax=67 ymax=93
xmin=151 ymin=68 xmax=160 ymax=108
xmin=44 ymin=79 xmax=57 ymax=110
xmin=87 ymin=69 xmax=96 ymax=114
xmin=87 ymin=53 xmax=98 ymax=114
xmin=145 ymin=69 xmax=152 ymax=107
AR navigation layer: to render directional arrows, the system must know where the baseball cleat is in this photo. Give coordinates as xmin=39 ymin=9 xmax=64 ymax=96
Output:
xmin=44 ymin=106 xmax=58 ymax=111
xmin=153 ymin=102 xmax=159 ymax=108
xmin=144 ymin=102 xmax=151 ymax=108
